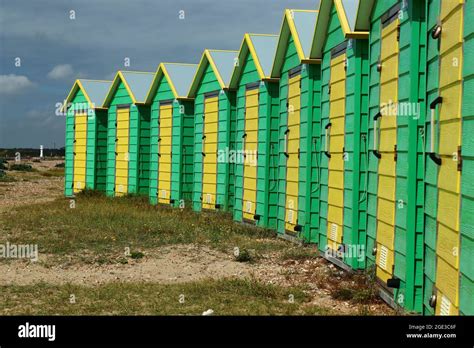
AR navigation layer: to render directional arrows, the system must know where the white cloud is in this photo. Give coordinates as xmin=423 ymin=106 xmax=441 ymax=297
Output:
xmin=0 ymin=74 xmax=35 ymax=94
xmin=47 ymin=64 xmax=74 ymax=80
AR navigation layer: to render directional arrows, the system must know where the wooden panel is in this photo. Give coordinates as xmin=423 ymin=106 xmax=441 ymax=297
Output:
xmin=285 ymin=74 xmax=301 ymax=232
xmin=434 ymin=0 xmax=464 ymax=313
xmin=436 ymin=223 xmax=460 ymax=269
xmin=327 ymin=54 xmax=346 ymax=250
xmin=436 ymin=257 xmax=460 ymax=307
xmin=158 ymin=104 xmax=173 ymax=204
xmin=115 ymin=108 xmax=129 ymax=196
xmin=375 ymin=18 xmax=399 ymax=281
xmin=73 ymin=113 xmax=87 ymax=193
xmin=202 ymin=96 xmax=219 ymax=209
xmin=242 ymin=88 xmax=259 ymax=220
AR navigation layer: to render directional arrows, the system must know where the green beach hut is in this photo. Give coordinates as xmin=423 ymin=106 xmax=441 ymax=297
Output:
xmin=310 ymin=0 xmax=369 ymax=271
xmin=102 ymin=71 xmax=155 ymax=197
xmin=188 ymin=49 xmax=239 ymax=213
xmin=64 ymin=79 xmax=111 ymax=197
xmin=355 ymin=0 xmax=427 ymax=313
xmin=144 ymin=63 xmax=197 ymax=207
xmin=271 ymin=9 xmax=321 ymax=243
xmin=229 ymin=33 xmax=280 ymax=228
xmin=423 ymin=0 xmax=473 ymax=316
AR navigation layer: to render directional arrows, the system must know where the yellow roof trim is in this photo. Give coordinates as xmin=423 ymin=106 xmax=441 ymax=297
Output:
xmin=301 ymin=58 xmax=322 ymax=64
xmin=346 ymin=31 xmax=369 ymax=39
xmin=246 ymin=34 xmax=266 ymax=80
xmin=103 ymin=71 xmax=138 ymax=107
xmin=117 ymin=71 xmax=138 ymax=104
xmin=62 ymin=80 xmax=94 ymax=113
xmin=161 ymin=64 xmax=179 ymax=99
xmin=186 ymin=52 xmax=207 ymax=97
xmin=334 ymin=1 xmax=369 ymax=39
xmin=334 ymin=0 xmax=352 ymax=36
xmin=205 ymin=50 xmax=226 ymax=89
xmin=77 ymin=80 xmax=95 ymax=108
xmin=285 ymin=9 xmax=306 ymax=61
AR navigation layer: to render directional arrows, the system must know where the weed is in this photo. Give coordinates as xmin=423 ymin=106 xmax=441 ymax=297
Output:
xmin=130 ymin=251 xmax=144 ymax=259
xmin=9 ymin=164 xmax=34 ymax=172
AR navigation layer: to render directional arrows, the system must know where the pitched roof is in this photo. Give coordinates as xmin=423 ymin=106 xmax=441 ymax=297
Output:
xmin=354 ymin=0 xmax=376 ymax=32
xmin=271 ymin=9 xmax=320 ymax=78
xmin=103 ymin=71 xmax=155 ymax=107
xmin=188 ymin=49 xmax=239 ymax=98
xmin=229 ymin=33 xmax=279 ymax=88
xmin=145 ymin=63 xmax=198 ymax=103
xmin=311 ymin=0 xmax=369 ymax=58
xmin=63 ymin=79 xmax=112 ymax=112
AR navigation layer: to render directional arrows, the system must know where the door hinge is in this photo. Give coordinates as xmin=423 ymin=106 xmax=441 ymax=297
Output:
xmin=328 ymin=85 xmax=331 ymax=95
xmin=394 ymin=144 xmax=398 ymax=162
xmin=458 ymin=146 xmax=462 ymax=172
xmin=297 ymin=148 xmax=300 ymax=159
xmin=397 ymin=24 xmax=401 ymax=42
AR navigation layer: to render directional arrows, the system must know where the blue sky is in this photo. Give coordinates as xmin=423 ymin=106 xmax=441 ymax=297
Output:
xmin=0 ymin=0 xmax=319 ymax=148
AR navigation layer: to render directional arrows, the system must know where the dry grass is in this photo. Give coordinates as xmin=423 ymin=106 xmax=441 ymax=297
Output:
xmin=0 ymin=278 xmax=331 ymax=316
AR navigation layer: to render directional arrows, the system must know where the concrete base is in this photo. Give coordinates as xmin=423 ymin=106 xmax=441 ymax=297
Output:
xmin=320 ymin=253 xmax=354 ymax=273
xmin=278 ymin=232 xmax=303 ymax=245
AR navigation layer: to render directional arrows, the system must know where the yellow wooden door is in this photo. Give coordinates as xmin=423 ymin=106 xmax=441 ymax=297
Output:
xmin=285 ymin=74 xmax=301 ymax=232
xmin=326 ymin=53 xmax=347 ymax=251
xmin=375 ymin=19 xmax=399 ymax=284
xmin=242 ymin=88 xmax=259 ymax=221
xmin=202 ymin=95 xmax=219 ymax=210
xmin=115 ymin=107 xmax=130 ymax=196
xmin=158 ymin=103 xmax=173 ymax=204
xmin=434 ymin=0 xmax=464 ymax=315
xmin=73 ymin=112 xmax=87 ymax=193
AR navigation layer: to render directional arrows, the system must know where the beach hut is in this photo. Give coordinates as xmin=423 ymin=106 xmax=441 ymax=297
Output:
xmin=310 ymin=0 xmax=369 ymax=271
xmin=355 ymin=0 xmax=427 ymax=312
xmin=144 ymin=63 xmax=197 ymax=207
xmin=188 ymin=49 xmax=239 ymax=212
xmin=102 ymin=71 xmax=155 ymax=197
xmin=271 ymin=9 xmax=321 ymax=243
xmin=229 ymin=33 xmax=280 ymax=228
xmin=64 ymin=79 xmax=111 ymax=196
xmin=423 ymin=0 xmax=473 ymax=315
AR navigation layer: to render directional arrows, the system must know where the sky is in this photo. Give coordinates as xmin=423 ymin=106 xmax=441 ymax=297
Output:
xmin=0 ymin=0 xmax=319 ymax=148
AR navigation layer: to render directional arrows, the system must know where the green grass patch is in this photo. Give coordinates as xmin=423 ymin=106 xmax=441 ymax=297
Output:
xmin=38 ymin=168 xmax=64 ymax=177
xmin=9 ymin=164 xmax=35 ymax=172
xmin=0 ymin=278 xmax=330 ymax=315
xmin=279 ymin=246 xmax=319 ymax=261
xmin=0 ymin=173 xmax=16 ymax=182
xmin=0 ymin=195 xmax=287 ymax=261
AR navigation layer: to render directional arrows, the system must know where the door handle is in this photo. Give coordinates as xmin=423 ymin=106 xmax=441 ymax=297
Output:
xmin=429 ymin=97 xmax=443 ymax=166
xmin=372 ymin=112 xmax=382 ymax=159
xmin=324 ymin=122 xmax=332 ymax=158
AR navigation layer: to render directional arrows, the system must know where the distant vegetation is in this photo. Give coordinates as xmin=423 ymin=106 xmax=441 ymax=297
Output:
xmin=0 ymin=148 xmax=65 ymax=158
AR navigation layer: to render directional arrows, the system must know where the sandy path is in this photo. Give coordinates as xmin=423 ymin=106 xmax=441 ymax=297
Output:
xmin=0 ymin=245 xmax=281 ymax=286
xmin=0 ymin=160 xmax=63 ymax=213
